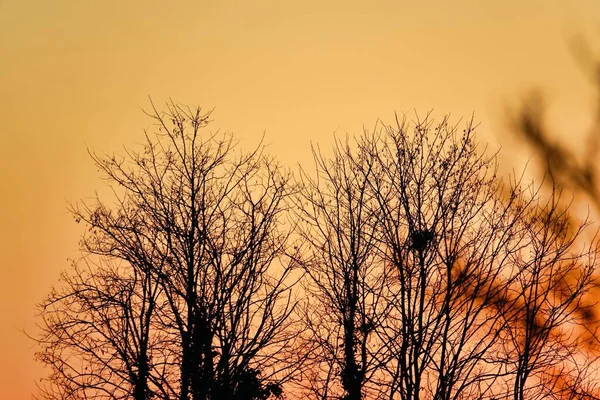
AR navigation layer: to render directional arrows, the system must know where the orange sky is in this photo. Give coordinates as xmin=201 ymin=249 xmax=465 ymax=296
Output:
xmin=1 ymin=1 xmax=600 ymax=398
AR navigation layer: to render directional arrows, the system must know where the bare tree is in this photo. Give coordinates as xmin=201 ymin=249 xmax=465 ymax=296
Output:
xmin=505 ymin=35 xmax=600 ymax=400
xmin=295 ymin=113 xmax=600 ymax=400
xmin=35 ymin=99 xmax=600 ymax=400
xmin=35 ymin=101 xmax=301 ymax=400
xmin=357 ymin=115 xmax=526 ymax=400
xmin=295 ymin=135 xmax=391 ymax=400
xmin=498 ymin=186 xmax=600 ymax=400
xmin=35 ymin=258 xmax=165 ymax=400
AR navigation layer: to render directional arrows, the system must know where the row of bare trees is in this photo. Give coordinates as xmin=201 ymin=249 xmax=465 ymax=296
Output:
xmin=34 ymin=103 xmax=600 ymax=400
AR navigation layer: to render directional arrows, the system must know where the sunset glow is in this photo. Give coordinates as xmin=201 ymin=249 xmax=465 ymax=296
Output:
xmin=2 ymin=1 xmax=600 ymax=398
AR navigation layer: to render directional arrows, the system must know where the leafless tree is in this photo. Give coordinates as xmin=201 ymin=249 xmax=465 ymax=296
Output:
xmin=35 ymin=101 xmax=301 ymax=400
xmin=294 ymin=135 xmax=392 ymax=400
xmin=35 ymin=258 xmax=165 ymax=400
xmin=295 ymin=113 xmax=600 ymax=400
xmin=500 ymin=187 xmax=599 ymax=400
xmin=35 ymin=99 xmax=600 ymax=400
xmin=357 ymin=115 xmax=526 ymax=400
xmin=505 ymin=35 xmax=600 ymax=400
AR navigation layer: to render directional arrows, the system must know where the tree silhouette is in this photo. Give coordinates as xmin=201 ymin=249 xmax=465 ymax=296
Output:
xmin=364 ymin=115 xmax=521 ymax=400
xmin=35 ymin=101 xmax=301 ymax=400
xmin=36 ymin=259 xmax=163 ymax=399
xmin=295 ymin=134 xmax=390 ymax=400
xmin=34 ymin=104 xmax=600 ymax=400
xmin=294 ymin=114 xmax=599 ymax=400
xmin=506 ymin=36 xmax=600 ymax=399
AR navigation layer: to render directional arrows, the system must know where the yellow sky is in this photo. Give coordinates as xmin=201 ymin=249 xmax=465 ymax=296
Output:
xmin=1 ymin=1 xmax=599 ymax=398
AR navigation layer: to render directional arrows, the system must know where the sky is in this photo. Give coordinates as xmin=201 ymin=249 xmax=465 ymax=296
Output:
xmin=1 ymin=1 xmax=600 ymax=398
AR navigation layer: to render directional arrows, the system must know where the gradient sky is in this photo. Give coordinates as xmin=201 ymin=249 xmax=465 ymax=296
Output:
xmin=1 ymin=1 xmax=600 ymax=398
